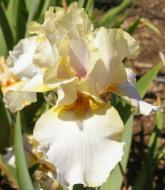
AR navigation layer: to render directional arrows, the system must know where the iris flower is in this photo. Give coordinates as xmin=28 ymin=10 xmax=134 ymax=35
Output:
xmin=0 ymin=57 xmax=17 ymax=87
xmin=3 ymin=3 xmax=158 ymax=189
xmin=3 ymin=36 xmax=54 ymax=112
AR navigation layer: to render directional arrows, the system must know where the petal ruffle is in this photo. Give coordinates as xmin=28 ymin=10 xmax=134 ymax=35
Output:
xmin=3 ymin=81 xmax=36 ymax=113
xmin=8 ymin=36 xmax=53 ymax=80
xmin=30 ymin=2 xmax=93 ymax=40
xmin=88 ymin=28 xmax=140 ymax=93
xmin=3 ymin=74 xmax=51 ymax=112
xmin=33 ymin=103 xmax=124 ymax=188
xmin=116 ymin=68 xmax=159 ymax=115
xmin=117 ymin=81 xmax=159 ymax=115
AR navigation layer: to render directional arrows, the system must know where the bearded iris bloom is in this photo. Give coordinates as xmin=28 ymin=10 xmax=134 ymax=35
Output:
xmin=3 ymin=3 xmax=158 ymax=189
xmin=3 ymin=36 xmax=54 ymax=112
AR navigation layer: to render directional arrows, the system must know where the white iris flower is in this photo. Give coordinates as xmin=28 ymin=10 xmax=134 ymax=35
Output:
xmin=3 ymin=3 xmax=158 ymax=189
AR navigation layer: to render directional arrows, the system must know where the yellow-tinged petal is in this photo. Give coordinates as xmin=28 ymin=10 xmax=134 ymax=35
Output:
xmin=87 ymin=28 xmax=140 ymax=94
xmin=8 ymin=36 xmax=54 ymax=80
xmin=3 ymin=81 xmax=36 ymax=113
xmin=3 ymin=74 xmax=51 ymax=113
xmin=4 ymin=34 xmax=55 ymax=112
xmin=56 ymin=78 xmax=78 ymax=107
xmin=69 ymin=38 xmax=90 ymax=77
xmin=33 ymin=102 xmax=124 ymax=188
xmin=30 ymin=2 xmax=93 ymax=39
xmin=21 ymin=74 xmax=50 ymax=92
xmin=0 ymin=57 xmax=17 ymax=87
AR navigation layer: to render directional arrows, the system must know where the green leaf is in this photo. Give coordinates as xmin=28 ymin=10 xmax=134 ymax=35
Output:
xmin=132 ymin=162 xmax=153 ymax=190
xmin=142 ymin=18 xmax=160 ymax=35
xmin=85 ymin=0 xmax=94 ymax=17
xmin=25 ymin=0 xmax=42 ymax=36
xmin=49 ymin=0 xmax=57 ymax=6
xmin=133 ymin=102 xmax=163 ymax=190
xmin=6 ymin=0 xmax=19 ymax=40
xmin=25 ymin=0 xmax=34 ymax=12
xmin=0 ymin=27 xmax=7 ymax=56
xmin=78 ymin=0 xmax=85 ymax=8
xmin=14 ymin=112 xmax=34 ymax=190
xmin=0 ymin=2 xmax=14 ymax=50
xmin=23 ymin=93 xmax=45 ymax=132
xmin=127 ymin=17 xmax=141 ymax=34
xmin=98 ymin=0 xmax=133 ymax=27
xmin=73 ymin=184 xmax=96 ymax=190
xmin=111 ymin=94 xmax=132 ymax=123
xmin=0 ymin=155 xmax=19 ymax=189
xmin=136 ymin=63 xmax=162 ymax=98
xmin=109 ymin=10 xmax=130 ymax=28
xmin=155 ymin=104 xmax=163 ymax=131
xmin=6 ymin=0 xmax=28 ymax=41
xmin=39 ymin=0 xmax=51 ymax=21
xmin=101 ymin=115 xmax=133 ymax=190
xmin=0 ymin=90 xmax=11 ymax=153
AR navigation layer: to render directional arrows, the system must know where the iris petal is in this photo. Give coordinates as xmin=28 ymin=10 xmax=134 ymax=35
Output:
xmin=33 ymin=103 xmax=124 ymax=188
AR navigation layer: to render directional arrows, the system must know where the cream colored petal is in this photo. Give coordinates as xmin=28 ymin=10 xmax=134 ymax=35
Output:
xmin=33 ymin=104 xmax=124 ymax=188
xmin=88 ymin=28 xmax=139 ymax=93
xmin=45 ymin=77 xmax=79 ymax=107
xmin=122 ymin=31 xmax=140 ymax=59
xmin=33 ymin=37 xmax=54 ymax=68
xmin=22 ymin=74 xmax=50 ymax=92
xmin=3 ymin=74 xmax=51 ymax=112
xmin=56 ymin=82 xmax=77 ymax=107
xmin=8 ymin=36 xmax=54 ymax=80
xmin=78 ymin=78 xmax=104 ymax=104
xmin=30 ymin=2 xmax=93 ymax=41
xmin=57 ymin=2 xmax=93 ymax=38
xmin=8 ymin=36 xmax=38 ymax=79
xmin=3 ymin=81 xmax=36 ymax=113
xmin=69 ymin=38 xmax=90 ymax=77
xmin=88 ymin=28 xmax=126 ymax=93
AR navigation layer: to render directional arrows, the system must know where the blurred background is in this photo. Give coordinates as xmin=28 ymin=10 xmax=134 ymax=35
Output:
xmin=0 ymin=0 xmax=165 ymax=190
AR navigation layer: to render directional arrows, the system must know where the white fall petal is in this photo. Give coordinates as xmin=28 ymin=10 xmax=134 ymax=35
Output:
xmin=33 ymin=104 xmax=124 ymax=188
xmin=118 ymin=81 xmax=159 ymax=115
xmin=117 ymin=68 xmax=159 ymax=115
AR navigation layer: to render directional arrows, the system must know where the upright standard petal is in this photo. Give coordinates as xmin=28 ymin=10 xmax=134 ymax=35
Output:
xmin=88 ymin=28 xmax=139 ymax=94
xmin=30 ymin=2 xmax=93 ymax=41
xmin=33 ymin=101 xmax=124 ymax=188
xmin=8 ymin=36 xmax=54 ymax=79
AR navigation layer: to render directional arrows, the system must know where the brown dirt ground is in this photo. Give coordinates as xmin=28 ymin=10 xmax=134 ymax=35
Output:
xmin=121 ymin=0 xmax=165 ymax=189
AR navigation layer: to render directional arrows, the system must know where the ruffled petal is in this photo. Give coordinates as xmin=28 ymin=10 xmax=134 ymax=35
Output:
xmin=88 ymin=28 xmax=139 ymax=93
xmin=116 ymin=68 xmax=159 ymax=115
xmin=33 ymin=103 xmax=124 ymax=188
xmin=117 ymin=81 xmax=159 ymax=115
xmin=30 ymin=2 xmax=93 ymax=40
xmin=3 ymin=74 xmax=51 ymax=112
xmin=55 ymin=77 xmax=78 ymax=106
xmin=8 ymin=36 xmax=53 ymax=80
xmin=3 ymin=81 xmax=37 ymax=113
